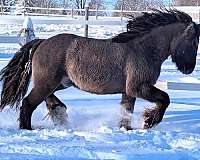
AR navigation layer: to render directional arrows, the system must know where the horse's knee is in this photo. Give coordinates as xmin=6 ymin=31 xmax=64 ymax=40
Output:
xmin=143 ymin=91 xmax=169 ymax=129
xmin=46 ymin=95 xmax=65 ymax=108
xmin=160 ymin=92 xmax=170 ymax=107
xmin=133 ymin=85 xmax=170 ymax=129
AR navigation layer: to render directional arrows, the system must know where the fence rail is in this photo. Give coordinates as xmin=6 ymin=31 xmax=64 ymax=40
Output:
xmin=1 ymin=5 xmax=148 ymax=19
xmin=0 ymin=36 xmax=18 ymax=43
xmin=1 ymin=5 xmax=200 ymax=22
xmin=0 ymin=15 xmax=127 ymax=26
xmin=156 ymin=81 xmax=200 ymax=91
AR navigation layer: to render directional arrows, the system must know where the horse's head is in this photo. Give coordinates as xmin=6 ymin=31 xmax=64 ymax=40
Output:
xmin=170 ymin=22 xmax=200 ymax=74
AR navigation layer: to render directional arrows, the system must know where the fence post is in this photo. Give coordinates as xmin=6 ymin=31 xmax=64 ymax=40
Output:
xmin=71 ymin=8 xmax=74 ymax=18
xmin=47 ymin=0 xmax=50 ymax=16
xmin=0 ymin=0 xmax=3 ymax=15
xmin=199 ymin=8 xmax=200 ymax=23
xmin=84 ymin=3 xmax=89 ymax=37
xmin=120 ymin=5 xmax=123 ymax=21
xmin=79 ymin=8 xmax=82 ymax=16
xmin=95 ymin=4 xmax=98 ymax=20
xmin=23 ymin=0 xmax=25 ymax=16
xmin=18 ymin=17 xmax=36 ymax=46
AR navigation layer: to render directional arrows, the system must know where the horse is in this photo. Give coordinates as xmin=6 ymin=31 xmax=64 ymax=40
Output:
xmin=0 ymin=9 xmax=199 ymax=130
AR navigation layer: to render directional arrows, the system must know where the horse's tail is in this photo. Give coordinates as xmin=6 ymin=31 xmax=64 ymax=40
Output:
xmin=0 ymin=39 xmax=44 ymax=110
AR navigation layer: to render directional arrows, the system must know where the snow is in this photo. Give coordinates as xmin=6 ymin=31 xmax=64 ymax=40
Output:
xmin=0 ymin=15 xmax=200 ymax=160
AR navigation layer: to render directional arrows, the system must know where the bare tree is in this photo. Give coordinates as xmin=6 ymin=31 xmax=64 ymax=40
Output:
xmin=0 ymin=0 xmax=15 ymax=12
xmin=71 ymin=0 xmax=86 ymax=9
xmin=69 ymin=0 xmax=105 ymax=15
xmin=90 ymin=0 xmax=104 ymax=9
xmin=115 ymin=0 xmax=146 ymax=11
xmin=173 ymin=0 xmax=200 ymax=6
xmin=15 ymin=0 xmax=62 ymax=14
xmin=114 ymin=0 xmax=164 ymax=17
xmin=1 ymin=0 xmax=15 ymax=5
xmin=115 ymin=0 xmax=164 ymax=11
xmin=70 ymin=0 xmax=104 ymax=9
xmin=25 ymin=0 xmax=58 ymax=8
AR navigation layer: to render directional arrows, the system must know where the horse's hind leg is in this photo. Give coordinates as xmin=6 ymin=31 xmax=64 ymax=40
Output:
xmin=45 ymin=81 xmax=72 ymax=126
xmin=19 ymin=88 xmax=45 ymax=129
xmin=119 ymin=94 xmax=136 ymax=130
xmin=129 ymin=84 xmax=170 ymax=129
xmin=45 ymin=93 xmax=68 ymax=126
xmin=19 ymin=83 xmax=60 ymax=129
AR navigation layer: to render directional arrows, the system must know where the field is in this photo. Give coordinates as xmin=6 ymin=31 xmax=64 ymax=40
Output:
xmin=0 ymin=15 xmax=200 ymax=159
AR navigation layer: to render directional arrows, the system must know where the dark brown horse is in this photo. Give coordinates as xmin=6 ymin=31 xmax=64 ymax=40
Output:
xmin=0 ymin=9 xmax=199 ymax=130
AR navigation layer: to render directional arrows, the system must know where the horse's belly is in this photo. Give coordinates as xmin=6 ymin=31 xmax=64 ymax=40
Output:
xmin=88 ymin=83 xmax=124 ymax=94
xmin=73 ymin=78 xmax=124 ymax=94
xmin=67 ymin=70 xmax=125 ymax=94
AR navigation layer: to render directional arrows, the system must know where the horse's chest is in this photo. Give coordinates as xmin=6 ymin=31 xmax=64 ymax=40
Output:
xmin=131 ymin=61 xmax=161 ymax=85
xmin=143 ymin=66 xmax=161 ymax=84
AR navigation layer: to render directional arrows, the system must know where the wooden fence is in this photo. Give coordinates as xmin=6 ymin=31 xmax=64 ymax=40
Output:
xmin=0 ymin=5 xmax=147 ymax=19
xmin=0 ymin=5 xmax=200 ymax=21
xmin=155 ymin=81 xmax=200 ymax=91
xmin=0 ymin=6 xmax=200 ymax=91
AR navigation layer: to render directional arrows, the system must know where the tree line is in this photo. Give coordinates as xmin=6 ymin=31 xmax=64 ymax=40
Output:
xmin=0 ymin=0 xmax=200 ymax=15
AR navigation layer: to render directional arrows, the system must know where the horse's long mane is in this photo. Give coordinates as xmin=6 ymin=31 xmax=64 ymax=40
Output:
xmin=112 ymin=9 xmax=193 ymax=43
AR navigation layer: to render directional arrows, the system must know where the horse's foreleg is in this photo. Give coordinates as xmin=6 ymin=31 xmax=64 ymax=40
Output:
xmin=134 ymin=84 xmax=170 ymax=129
xmin=119 ymin=93 xmax=136 ymax=130
xmin=45 ymin=94 xmax=68 ymax=126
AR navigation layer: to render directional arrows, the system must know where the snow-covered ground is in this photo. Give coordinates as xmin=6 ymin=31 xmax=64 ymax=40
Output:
xmin=0 ymin=16 xmax=200 ymax=160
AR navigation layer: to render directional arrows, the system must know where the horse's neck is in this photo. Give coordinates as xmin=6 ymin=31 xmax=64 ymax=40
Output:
xmin=128 ymin=23 xmax=186 ymax=64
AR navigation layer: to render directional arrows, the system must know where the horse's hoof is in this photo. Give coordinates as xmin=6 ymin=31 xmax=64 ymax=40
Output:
xmin=125 ymin=126 xmax=133 ymax=131
xmin=49 ymin=105 xmax=68 ymax=126
xmin=142 ymin=121 xmax=152 ymax=129
xmin=19 ymin=119 xmax=32 ymax=130
xmin=119 ymin=118 xmax=133 ymax=131
xmin=119 ymin=126 xmax=133 ymax=131
xmin=19 ymin=110 xmax=32 ymax=130
xmin=19 ymin=125 xmax=32 ymax=130
xmin=143 ymin=107 xmax=164 ymax=129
